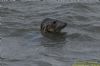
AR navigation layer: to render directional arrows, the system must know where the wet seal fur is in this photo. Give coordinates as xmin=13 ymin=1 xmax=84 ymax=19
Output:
xmin=41 ymin=18 xmax=67 ymax=33
xmin=40 ymin=18 xmax=67 ymax=39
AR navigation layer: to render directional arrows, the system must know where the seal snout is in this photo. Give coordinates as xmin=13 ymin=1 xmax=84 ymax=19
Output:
xmin=62 ymin=22 xmax=67 ymax=28
xmin=57 ymin=21 xmax=67 ymax=29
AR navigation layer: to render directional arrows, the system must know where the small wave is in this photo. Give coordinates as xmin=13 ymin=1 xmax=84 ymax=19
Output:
xmin=0 ymin=0 xmax=16 ymax=2
xmin=83 ymin=25 xmax=100 ymax=33
xmin=0 ymin=56 xmax=23 ymax=62
xmin=0 ymin=7 xmax=23 ymax=15
xmin=57 ymin=3 xmax=92 ymax=11
xmin=0 ymin=5 xmax=2 ymax=7
xmin=67 ymin=33 xmax=96 ymax=41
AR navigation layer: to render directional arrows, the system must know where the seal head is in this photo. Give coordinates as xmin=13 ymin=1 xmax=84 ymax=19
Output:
xmin=41 ymin=18 xmax=67 ymax=33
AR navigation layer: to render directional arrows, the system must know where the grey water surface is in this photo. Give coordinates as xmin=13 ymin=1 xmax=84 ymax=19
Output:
xmin=0 ymin=0 xmax=100 ymax=66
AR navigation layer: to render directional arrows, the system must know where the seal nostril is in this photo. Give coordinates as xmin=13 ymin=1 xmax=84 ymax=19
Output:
xmin=62 ymin=23 xmax=67 ymax=28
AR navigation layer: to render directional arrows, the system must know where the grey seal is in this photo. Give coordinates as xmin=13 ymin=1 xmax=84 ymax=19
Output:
xmin=40 ymin=18 xmax=67 ymax=33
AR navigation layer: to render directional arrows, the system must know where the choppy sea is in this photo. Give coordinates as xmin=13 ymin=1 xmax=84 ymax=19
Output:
xmin=0 ymin=0 xmax=100 ymax=66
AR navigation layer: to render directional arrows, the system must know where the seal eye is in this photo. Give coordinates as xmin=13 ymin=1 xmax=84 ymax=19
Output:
xmin=53 ymin=21 xmax=56 ymax=24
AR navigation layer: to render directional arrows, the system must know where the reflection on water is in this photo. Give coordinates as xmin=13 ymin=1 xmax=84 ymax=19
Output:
xmin=0 ymin=1 xmax=100 ymax=66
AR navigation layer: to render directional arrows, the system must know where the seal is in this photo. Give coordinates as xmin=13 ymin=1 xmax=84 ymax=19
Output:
xmin=40 ymin=18 xmax=67 ymax=33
